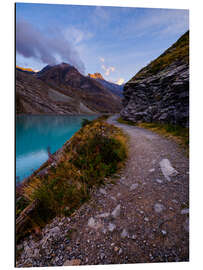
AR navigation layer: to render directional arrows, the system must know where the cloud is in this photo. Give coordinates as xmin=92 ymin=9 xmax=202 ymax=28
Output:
xmin=119 ymin=9 xmax=189 ymax=39
xmin=116 ymin=78 xmax=124 ymax=85
xmin=63 ymin=26 xmax=93 ymax=45
xmin=99 ymin=57 xmax=115 ymax=76
xmin=101 ymin=64 xmax=115 ymax=76
xmin=16 ymin=20 xmax=85 ymax=73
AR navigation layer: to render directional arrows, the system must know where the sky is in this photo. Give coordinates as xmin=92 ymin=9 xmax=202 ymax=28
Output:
xmin=16 ymin=3 xmax=189 ymax=85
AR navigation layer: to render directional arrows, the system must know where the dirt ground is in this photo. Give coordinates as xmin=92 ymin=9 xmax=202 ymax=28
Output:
xmin=16 ymin=115 xmax=189 ymax=267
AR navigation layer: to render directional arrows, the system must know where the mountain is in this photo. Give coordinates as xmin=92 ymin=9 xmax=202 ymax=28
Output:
xmin=88 ymin=72 xmax=123 ymax=97
xmin=88 ymin=72 xmax=104 ymax=80
xmin=121 ymin=31 xmax=189 ymax=127
xmin=16 ymin=63 xmax=122 ymax=115
xmin=95 ymin=78 xmax=123 ymax=97
xmin=16 ymin=66 xmax=36 ymax=75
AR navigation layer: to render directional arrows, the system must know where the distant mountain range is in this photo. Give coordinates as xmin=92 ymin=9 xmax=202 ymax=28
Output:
xmin=88 ymin=72 xmax=123 ymax=97
xmin=16 ymin=63 xmax=122 ymax=115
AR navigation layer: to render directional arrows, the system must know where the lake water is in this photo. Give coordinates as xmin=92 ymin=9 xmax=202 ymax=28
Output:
xmin=16 ymin=115 xmax=98 ymax=182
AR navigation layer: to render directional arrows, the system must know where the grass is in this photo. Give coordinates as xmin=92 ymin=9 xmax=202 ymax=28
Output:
xmin=16 ymin=116 xmax=127 ymax=242
xmin=117 ymin=117 xmax=137 ymax=126
xmin=117 ymin=117 xmax=189 ymax=154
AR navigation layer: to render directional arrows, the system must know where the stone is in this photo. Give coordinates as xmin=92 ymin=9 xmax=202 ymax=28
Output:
xmin=155 ymin=179 xmax=163 ymax=184
xmin=108 ymin=223 xmax=116 ymax=232
xmin=149 ymin=168 xmax=155 ymax=172
xmin=87 ymin=217 xmax=101 ymax=229
xmin=49 ymin=226 xmax=60 ymax=235
xmin=88 ymin=217 xmax=96 ymax=228
xmin=111 ymin=204 xmax=121 ymax=218
xmin=161 ymin=230 xmax=167 ymax=236
xmin=172 ymin=199 xmax=178 ymax=204
xmin=63 ymin=259 xmax=81 ymax=266
xmin=114 ymin=247 xmax=119 ymax=252
xmin=181 ymin=208 xmax=189 ymax=215
xmin=154 ymin=203 xmax=165 ymax=213
xmin=130 ymin=183 xmax=138 ymax=191
xmin=24 ymin=246 xmax=33 ymax=258
xmin=99 ymin=188 xmax=107 ymax=195
xmin=121 ymin=229 xmax=128 ymax=238
xmin=119 ymin=248 xmax=123 ymax=254
xmin=159 ymin=159 xmax=178 ymax=181
xmin=96 ymin=212 xmax=110 ymax=218
xmin=184 ymin=218 xmax=189 ymax=232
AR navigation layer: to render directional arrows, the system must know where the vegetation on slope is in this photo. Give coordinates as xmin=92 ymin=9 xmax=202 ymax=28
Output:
xmin=16 ymin=116 xmax=127 ymax=241
xmin=129 ymin=30 xmax=189 ymax=81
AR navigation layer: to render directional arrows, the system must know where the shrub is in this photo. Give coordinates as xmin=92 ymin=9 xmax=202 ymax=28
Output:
xmin=72 ymin=133 xmax=126 ymax=186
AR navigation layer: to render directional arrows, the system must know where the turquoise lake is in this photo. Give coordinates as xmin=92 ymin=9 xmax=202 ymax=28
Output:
xmin=16 ymin=115 xmax=98 ymax=182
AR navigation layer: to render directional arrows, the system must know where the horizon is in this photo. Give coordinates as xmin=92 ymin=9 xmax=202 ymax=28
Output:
xmin=16 ymin=3 xmax=189 ymax=85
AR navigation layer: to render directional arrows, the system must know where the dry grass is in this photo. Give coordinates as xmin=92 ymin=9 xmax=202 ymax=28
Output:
xmin=137 ymin=122 xmax=189 ymax=153
xmin=117 ymin=117 xmax=189 ymax=155
xmin=16 ymin=117 xmax=127 ymax=241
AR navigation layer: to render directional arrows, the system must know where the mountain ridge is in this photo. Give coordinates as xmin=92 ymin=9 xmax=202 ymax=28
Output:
xmin=88 ymin=72 xmax=123 ymax=97
xmin=121 ymin=31 xmax=189 ymax=127
xmin=16 ymin=63 xmax=122 ymax=115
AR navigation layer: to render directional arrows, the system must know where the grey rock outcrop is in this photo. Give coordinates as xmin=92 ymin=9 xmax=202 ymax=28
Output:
xmin=121 ymin=31 xmax=189 ymax=127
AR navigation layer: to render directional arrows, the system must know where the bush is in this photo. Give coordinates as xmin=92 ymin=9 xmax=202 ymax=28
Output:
xmin=72 ymin=134 xmax=126 ymax=186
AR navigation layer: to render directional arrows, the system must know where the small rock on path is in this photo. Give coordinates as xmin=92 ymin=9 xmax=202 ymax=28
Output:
xmin=16 ymin=115 xmax=189 ymax=267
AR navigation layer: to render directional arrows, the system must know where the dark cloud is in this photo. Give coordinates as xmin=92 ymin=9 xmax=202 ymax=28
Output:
xmin=16 ymin=20 xmax=85 ymax=73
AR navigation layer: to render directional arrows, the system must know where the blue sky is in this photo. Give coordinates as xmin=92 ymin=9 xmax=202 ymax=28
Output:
xmin=16 ymin=3 xmax=189 ymax=84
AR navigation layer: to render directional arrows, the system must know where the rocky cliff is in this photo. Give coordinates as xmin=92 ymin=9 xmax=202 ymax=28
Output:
xmin=16 ymin=63 xmax=122 ymax=115
xmin=121 ymin=31 xmax=189 ymax=127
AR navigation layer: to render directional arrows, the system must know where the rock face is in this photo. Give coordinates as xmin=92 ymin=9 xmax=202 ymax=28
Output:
xmin=121 ymin=31 xmax=189 ymax=127
xmin=16 ymin=63 xmax=122 ymax=115
xmin=88 ymin=72 xmax=104 ymax=80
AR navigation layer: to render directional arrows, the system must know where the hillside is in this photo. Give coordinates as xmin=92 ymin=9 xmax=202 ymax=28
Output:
xmin=121 ymin=31 xmax=189 ymax=127
xmin=16 ymin=63 xmax=122 ymax=115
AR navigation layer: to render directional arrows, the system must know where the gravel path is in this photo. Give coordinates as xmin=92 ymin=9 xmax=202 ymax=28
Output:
xmin=16 ymin=115 xmax=189 ymax=267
